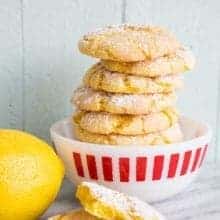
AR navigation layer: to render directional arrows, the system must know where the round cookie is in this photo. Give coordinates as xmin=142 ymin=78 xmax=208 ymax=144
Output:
xmin=48 ymin=209 xmax=98 ymax=220
xmin=76 ymin=182 xmax=165 ymax=220
xmin=72 ymin=87 xmax=177 ymax=115
xmin=102 ymin=47 xmax=195 ymax=77
xmin=78 ymin=24 xmax=181 ymax=61
xmin=84 ymin=63 xmax=183 ymax=94
xmin=73 ymin=107 xmax=178 ymax=135
xmin=73 ymin=122 xmax=183 ymax=145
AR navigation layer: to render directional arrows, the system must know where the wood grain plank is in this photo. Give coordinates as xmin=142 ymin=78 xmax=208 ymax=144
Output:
xmin=0 ymin=0 xmax=23 ymax=129
xmin=22 ymin=0 xmax=122 ymax=140
xmin=217 ymin=74 xmax=220 ymax=161
xmin=125 ymin=0 xmax=220 ymax=162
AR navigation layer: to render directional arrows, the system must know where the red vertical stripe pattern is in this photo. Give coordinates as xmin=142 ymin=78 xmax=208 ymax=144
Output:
xmin=72 ymin=145 xmax=208 ymax=182
xmin=136 ymin=157 xmax=147 ymax=181
xmin=73 ymin=152 xmax=84 ymax=177
xmin=153 ymin=155 xmax=164 ymax=180
xmin=86 ymin=155 xmax=98 ymax=179
xmin=199 ymin=145 xmax=208 ymax=167
xmin=180 ymin=151 xmax=192 ymax=176
xmin=119 ymin=158 xmax=130 ymax=182
xmin=168 ymin=153 xmax=179 ymax=178
xmin=102 ymin=157 xmax=113 ymax=181
xmin=191 ymin=148 xmax=202 ymax=172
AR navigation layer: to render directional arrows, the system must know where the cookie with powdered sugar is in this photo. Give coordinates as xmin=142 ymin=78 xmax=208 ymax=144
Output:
xmin=72 ymin=87 xmax=177 ymax=115
xmin=84 ymin=63 xmax=183 ymax=94
xmin=73 ymin=122 xmax=183 ymax=145
xmin=78 ymin=24 xmax=181 ymax=61
xmin=76 ymin=181 xmax=166 ymax=220
xmin=102 ymin=47 xmax=195 ymax=77
xmin=73 ymin=107 xmax=178 ymax=135
xmin=48 ymin=209 xmax=98 ymax=220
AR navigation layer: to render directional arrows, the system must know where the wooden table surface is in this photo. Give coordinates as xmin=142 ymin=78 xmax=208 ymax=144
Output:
xmin=42 ymin=162 xmax=220 ymax=220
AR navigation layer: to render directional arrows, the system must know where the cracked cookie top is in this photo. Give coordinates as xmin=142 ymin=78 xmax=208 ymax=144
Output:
xmin=78 ymin=24 xmax=181 ymax=61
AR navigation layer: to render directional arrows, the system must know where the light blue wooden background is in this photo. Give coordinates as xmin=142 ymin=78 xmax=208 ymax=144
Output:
xmin=0 ymin=0 xmax=220 ymax=162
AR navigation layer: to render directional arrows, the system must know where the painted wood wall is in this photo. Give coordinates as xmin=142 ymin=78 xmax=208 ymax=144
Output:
xmin=1 ymin=0 xmax=220 ymax=162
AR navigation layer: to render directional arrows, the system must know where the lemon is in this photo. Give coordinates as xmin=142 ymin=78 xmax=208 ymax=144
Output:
xmin=0 ymin=129 xmax=64 ymax=220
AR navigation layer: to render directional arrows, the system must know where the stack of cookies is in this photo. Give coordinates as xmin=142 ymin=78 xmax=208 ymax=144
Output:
xmin=71 ymin=24 xmax=195 ymax=145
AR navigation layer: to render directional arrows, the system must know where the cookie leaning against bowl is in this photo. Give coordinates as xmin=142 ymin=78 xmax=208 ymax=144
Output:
xmin=73 ymin=107 xmax=178 ymax=135
xmin=102 ymin=47 xmax=195 ymax=77
xmin=76 ymin=181 xmax=166 ymax=220
xmin=48 ymin=209 xmax=98 ymax=220
xmin=78 ymin=24 xmax=181 ymax=61
xmin=73 ymin=122 xmax=183 ymax=145
xmin=84 ymin=63 xmax=183 ymax=94
xmin=72 ymin=87 xmax=177 ymax=115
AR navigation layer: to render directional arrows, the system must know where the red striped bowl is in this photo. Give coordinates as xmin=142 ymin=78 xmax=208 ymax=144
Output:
xmin=50 ymin=116 xmax=211 ymax=202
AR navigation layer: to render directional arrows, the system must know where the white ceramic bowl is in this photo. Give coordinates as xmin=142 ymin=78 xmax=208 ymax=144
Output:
xmin=50 ymin=116 xmax=211 ymax=202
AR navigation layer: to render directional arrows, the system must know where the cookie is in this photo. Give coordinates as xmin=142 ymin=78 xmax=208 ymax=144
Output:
xmin=73 ymin=122 xmax=183 ymax=145
xmin=76 ymin=182 xmax=165 ymax=220
xmin=102 ymin=47 xmax=195 ymax=77
xmin=48 ymin=209 xmax=98 ymax=220
xmin=72 ymin=87 xmax=177 ymax=115
xmin=78 ymin=24 xmax=180 ymax=61
xmin=73 ymin=107 xmax=178 ymax=135
xmin=84 ymin=63 xmax=183 ymax=94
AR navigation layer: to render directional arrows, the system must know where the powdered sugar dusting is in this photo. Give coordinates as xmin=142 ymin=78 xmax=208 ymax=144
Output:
xmin=82 ymin=181 xmax=165 ymax=220
xmin=84 ymin=24 xmax=158 ymax=36
xmin=72 ymin=87 xmax=103 ymax=106
xmin=111 ymin=93 xmax=175 ymax=107
xmin=111 ymin=94 xmax=142 ymax=106
xmin=72 ymin=86 xmax=176 ymax=115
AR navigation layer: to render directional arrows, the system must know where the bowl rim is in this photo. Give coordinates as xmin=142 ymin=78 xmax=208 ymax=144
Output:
xmin=50 ymin=116 xmax=212 ymax=152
